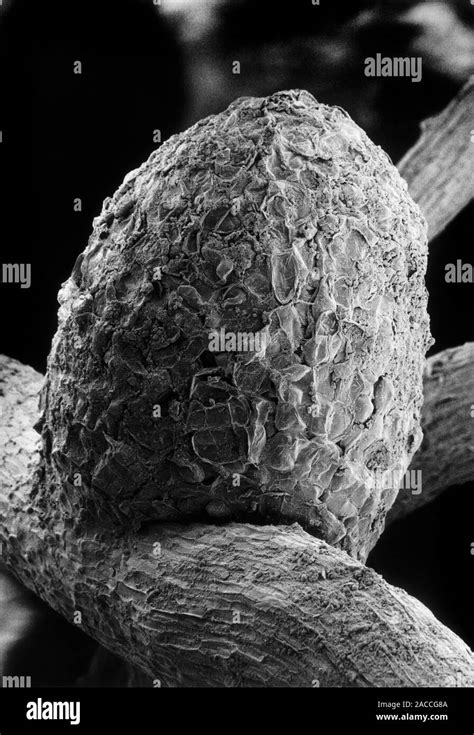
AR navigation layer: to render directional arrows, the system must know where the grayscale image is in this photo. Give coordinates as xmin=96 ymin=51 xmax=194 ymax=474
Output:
xmin=0 ymin=0 xmax=473 ymax=717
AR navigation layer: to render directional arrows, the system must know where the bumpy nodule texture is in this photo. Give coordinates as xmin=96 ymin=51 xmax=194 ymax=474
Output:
xmin=41 ymin=90 xmax=431 ymax=560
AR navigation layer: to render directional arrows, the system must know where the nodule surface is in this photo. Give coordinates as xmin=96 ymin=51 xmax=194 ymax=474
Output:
xmin=40 ymin=90 xmax=431 ymax=561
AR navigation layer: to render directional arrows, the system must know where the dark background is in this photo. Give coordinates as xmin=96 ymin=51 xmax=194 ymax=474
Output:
xmin=0 ymin=0 xmax=472 ymax=685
